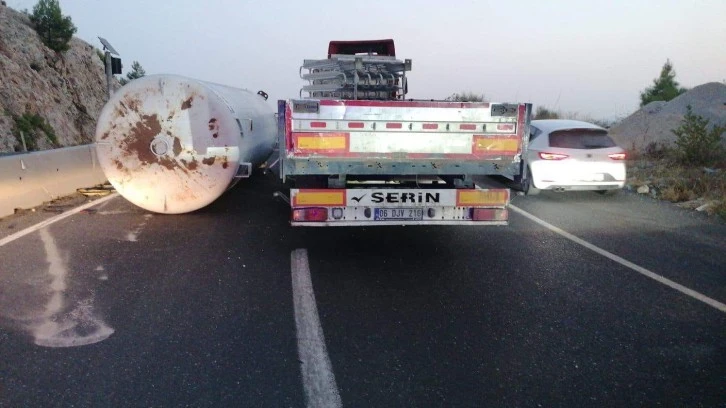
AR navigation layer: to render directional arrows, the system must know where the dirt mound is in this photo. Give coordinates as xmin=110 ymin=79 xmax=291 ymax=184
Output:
xmin=609 ymin=82 xmax=726 ymax=151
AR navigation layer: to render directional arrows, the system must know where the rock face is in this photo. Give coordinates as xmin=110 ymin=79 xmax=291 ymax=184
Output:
xmin=609 ymin=82 xmax=726 ymax=151
xmin=0 ymin=5 xmax=111 ymax=153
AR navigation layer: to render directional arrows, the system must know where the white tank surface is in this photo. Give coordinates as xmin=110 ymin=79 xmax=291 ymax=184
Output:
xmin=95 ymin=74 xmax=276 ymax=214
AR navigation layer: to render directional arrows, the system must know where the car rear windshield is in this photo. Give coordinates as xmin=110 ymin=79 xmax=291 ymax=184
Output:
xmin=548 ymin=129 xmax=616 ymax=149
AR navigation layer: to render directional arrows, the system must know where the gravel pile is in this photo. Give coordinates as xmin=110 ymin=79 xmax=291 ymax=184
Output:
xmin=609 ymin=82 xmax=726 ymax=151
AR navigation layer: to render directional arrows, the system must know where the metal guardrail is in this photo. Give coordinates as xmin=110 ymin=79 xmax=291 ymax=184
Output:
xmin=0 ymin=144 xmax=108 ymax=218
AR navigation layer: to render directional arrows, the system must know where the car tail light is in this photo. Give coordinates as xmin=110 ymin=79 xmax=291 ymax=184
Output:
xmin=538 ymin=152 xmax=569 ymax=160
xmin=608 ymin=153 xmax=626 ymax=160
xmin=470 ymin=208 xmax=508 ymax=221
xmin=292 ymin=207 xmax=328 ymax=222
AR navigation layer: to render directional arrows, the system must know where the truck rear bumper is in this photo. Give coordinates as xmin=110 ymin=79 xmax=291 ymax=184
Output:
xmin=291 ymin=220 xmax=508 ymax=227
xmin=289 ymin=187 xmax=510 ymax=226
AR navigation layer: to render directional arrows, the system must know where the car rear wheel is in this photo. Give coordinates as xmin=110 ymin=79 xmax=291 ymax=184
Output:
xmin=596 ymin=189 xmax=619 ymax=196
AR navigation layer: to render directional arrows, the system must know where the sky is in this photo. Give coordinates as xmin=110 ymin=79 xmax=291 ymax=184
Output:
xmin=6 ymin=0 xmax=726 ymax=121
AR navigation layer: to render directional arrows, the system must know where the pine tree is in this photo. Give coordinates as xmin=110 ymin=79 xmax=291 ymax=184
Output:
xmin=672 ymin=105 xmax=725 ymax=165
xmin=30 ymin=0 xmax=77 ymax=53
xmin=639 ymin=59 xmax=687 ymax=107
xmin=119 ymin=61 xmax=146 ymax=85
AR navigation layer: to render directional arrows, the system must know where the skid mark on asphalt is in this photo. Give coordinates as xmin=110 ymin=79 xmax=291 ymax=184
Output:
xmin=29 ymin=228 xmax=114 ymax=347
xmin=510 ymin=205 xmax=726 ymax=313
xmin=291 ymin=249 xmax=343 ymax=408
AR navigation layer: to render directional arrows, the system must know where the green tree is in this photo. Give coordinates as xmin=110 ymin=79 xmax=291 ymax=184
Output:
xmin=30 ymin=0 xmax=77 ymax=53
xmin=12 ymin=113 xmax=58 ymax=151
xmin=119 ymin=61 xmax=146 ymax=85
xmin=446 ymin=92 xmax=486 ymax=102
xmin=640 ymin=59 xmax=687 ymax=107
xmin=672 ymin=105 xmax=725 ymax=165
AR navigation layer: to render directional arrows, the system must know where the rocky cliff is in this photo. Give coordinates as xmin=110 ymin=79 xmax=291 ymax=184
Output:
xmin=0 ymin=4 xmax=110 ymax=153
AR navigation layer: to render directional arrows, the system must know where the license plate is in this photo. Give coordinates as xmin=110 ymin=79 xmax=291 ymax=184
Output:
xmin=374 ymin=208 xmax=424 ymax=221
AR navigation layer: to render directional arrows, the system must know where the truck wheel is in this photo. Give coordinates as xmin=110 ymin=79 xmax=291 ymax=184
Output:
xmin=523 ymin=167 xmax=540 ymax=196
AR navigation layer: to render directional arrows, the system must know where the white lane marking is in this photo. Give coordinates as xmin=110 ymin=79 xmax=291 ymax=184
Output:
xmin=291 ymin=249 xmax=343 ymax=408
xmin=32 ymin=228 xmax=114 ymax=347
xmin=510 ymin=205 xmax=726 ymax=313
xmin=126 ymin=214 xmax=153 ymax=242
xmin=0 ymin=193 xmax=119 ymax=247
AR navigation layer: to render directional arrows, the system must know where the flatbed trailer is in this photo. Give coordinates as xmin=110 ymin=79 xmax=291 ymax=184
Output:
xmin=280 ymin=97 xmax=531 ymax=226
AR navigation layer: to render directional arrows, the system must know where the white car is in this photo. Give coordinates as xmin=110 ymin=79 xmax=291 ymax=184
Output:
xmin=521 ymin=119 xmax=626 ymax=195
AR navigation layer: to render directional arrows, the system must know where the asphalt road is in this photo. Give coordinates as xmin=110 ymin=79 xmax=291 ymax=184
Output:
xmin=0 ymin=174 xmax=724 ymax=407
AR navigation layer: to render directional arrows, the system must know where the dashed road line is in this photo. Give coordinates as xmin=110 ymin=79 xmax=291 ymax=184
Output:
xmin=291 ymin=249 xmax=343 ymax=408
xmin=510 ymin=204 xmax=726 ymax=313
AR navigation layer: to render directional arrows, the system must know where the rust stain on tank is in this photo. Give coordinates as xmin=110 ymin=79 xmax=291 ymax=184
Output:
xmin=202 ymin=157 xmax=216 ymax=166
xmin=126 ymin=99 xmax=140 ymax=113
xmin=212 ymin=133 xmax=218 ymax=138
xmin=113 ymin=159 xmax=123 ymax=170
xmin=181 ymin=96 xmax=193 ymax=110
xmin=101 ymin=131 xmax=110 ymax=140
xmin=124 ymin=114 xmax=163 ymax=165
xmin=181 ymin=158 xmax=199 ymax=171
xmin=208 ymin=118 xmax=217 ymax=130
xmin=155 ymin=155 xmax=187 ymax=174
xmin=172 ymin=137 xmax=182 ymax=156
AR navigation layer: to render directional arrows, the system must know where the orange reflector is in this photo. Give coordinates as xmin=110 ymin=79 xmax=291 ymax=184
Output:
xmin=296 ymin=135 xmax=348 ymax=151
xmin=293 ymin=190 xmax=346 ymax=206
xmin=471 ymin=208 xmax=508 ymax=221
xmin=473 ymin=137 xmax=519 ymax=153
xmin=457 ymin=190 xmax=508 ymax=206
xmin=293 ymin=207 xmax=328 ymax=222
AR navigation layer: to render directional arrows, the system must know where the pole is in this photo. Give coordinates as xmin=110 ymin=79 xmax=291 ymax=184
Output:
xmin=105 ymin=50 xmax=112 ymax=100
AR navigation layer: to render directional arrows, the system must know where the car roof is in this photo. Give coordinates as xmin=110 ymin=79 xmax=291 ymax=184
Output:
xmin=530 ymin=119 xmax=606 ymax=134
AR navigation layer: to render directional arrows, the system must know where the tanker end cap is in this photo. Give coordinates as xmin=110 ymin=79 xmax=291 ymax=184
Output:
xmin=94 ymin=74 xmax=276 ymax=214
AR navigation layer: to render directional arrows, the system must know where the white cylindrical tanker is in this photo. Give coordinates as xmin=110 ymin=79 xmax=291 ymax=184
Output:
xmin=95 ymin=74 xmax=276 ymax=214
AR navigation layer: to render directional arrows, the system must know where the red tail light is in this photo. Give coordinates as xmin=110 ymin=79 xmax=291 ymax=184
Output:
xmin=470 ymin=208 xmax=508 ymax=221
xmin=608 ymin=153 xmax=626 ymax=160
xmin=539 ymin=152 xmax=569 ymax=160
xmin=292 ymin=207 xmax=328 ymax=222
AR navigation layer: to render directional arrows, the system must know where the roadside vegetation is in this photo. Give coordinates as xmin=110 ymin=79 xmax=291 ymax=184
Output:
xmin=118 ymin=61 xmax=146 ymax=85
xmin=12 ymin=112 xmax=58 ymax=151
xmin=639 ymin=59 xmax=687 ymax=107
xmin=446 ymin=92 xmax=486 ymax=102
xmin=626 ymin=61 xmax=725 ymax=220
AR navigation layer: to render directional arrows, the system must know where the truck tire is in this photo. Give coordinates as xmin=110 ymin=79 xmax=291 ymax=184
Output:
xmin=523 ymin=167 xmax=540 ymax=196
